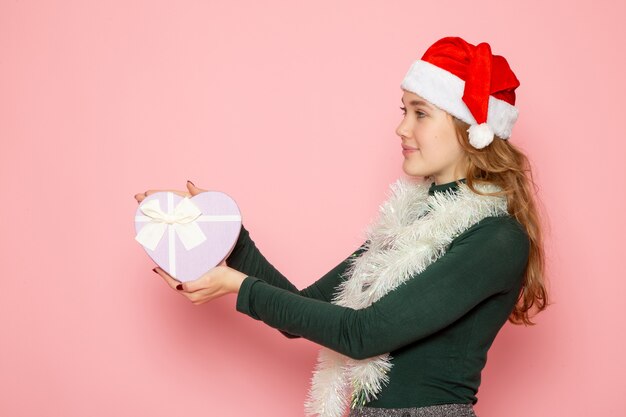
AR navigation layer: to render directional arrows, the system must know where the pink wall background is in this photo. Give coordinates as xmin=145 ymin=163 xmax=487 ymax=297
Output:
xmin=2 ymin=1 xmax=624 ymax=416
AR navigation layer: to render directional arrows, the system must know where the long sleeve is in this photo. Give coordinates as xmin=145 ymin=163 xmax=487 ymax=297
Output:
xmin=227 ymin=224 xmax=367 ymax=299
xmin=226 ymin=223 xmax=367 ymax=337
xmin=235 ymin=216 xmax=530 ymax=360
xmin=225 ymin=224 xmax=300 ymax=293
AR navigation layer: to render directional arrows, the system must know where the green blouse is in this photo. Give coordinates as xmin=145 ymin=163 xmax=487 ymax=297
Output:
xmin=227 ymin=179 xmax=530 ymax=408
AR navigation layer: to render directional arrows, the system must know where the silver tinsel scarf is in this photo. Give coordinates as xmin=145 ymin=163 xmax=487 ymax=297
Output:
xmin=303 ymin=176 xmax=509 ymax=417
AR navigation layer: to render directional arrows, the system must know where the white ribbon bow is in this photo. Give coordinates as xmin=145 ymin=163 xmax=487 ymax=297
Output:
xmin=135 ymin=196 xmax=207 ymax=251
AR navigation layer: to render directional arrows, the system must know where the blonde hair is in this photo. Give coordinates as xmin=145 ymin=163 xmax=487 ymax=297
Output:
xmin=451 ymin=116 xmax=550 ymax=325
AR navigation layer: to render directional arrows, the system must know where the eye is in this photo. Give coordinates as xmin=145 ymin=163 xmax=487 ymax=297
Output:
xmin=399 ymin=106 xmax=426 ymax=118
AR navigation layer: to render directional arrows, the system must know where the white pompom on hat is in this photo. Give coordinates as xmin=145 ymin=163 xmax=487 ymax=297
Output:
xmin=400 ymin=36 xmax=521 ymax=149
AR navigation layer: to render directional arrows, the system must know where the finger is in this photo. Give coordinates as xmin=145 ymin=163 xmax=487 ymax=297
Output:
xmin=170 ymin=286 xmax=207 ymax=303
xmin=185 ymin=289 xmax=209 ymax=303
xmin=152 ymin=267 xmax=181 ymax=290
xmin=180 ymin=267 xmax=221 ymax=293
xmin=136 ymin=189 xmax=191 ymax=204
xmin=177 ymin=275 xmax=203 ymax=293
xmin=186 ymin=180 xmax=208 ymax=196
xmin=145 ymin=189 xmax=191 ymax=198
xmin=188 ymin=290 xmax=218 ymax=305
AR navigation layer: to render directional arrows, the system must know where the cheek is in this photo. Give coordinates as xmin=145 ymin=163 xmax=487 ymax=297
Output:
xmin=436 ymin=125 xmax=463 ymax=154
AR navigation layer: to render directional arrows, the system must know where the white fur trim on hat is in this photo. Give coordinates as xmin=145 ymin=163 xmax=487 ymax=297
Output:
xmin=400 ymin=60 xmax=519 ymax=142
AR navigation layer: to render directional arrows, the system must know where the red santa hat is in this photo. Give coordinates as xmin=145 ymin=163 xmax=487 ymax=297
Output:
xmin=400 ymin=36 xmax=520 ymax=149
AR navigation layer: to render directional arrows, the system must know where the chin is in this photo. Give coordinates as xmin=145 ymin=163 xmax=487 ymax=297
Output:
xmin=402 ymin=163 xmax=431 ymax=178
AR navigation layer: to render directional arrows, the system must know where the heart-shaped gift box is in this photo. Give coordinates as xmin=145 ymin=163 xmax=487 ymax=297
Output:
xmin=134 ymin=191 xmax=242 ymax=282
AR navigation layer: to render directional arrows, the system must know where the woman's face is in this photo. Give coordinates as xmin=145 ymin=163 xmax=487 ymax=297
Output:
xmin=396 ymin=90 xmax=468 ymax=184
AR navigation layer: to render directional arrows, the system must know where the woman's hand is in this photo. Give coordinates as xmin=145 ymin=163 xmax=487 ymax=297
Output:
xmin=153 ymin=265 xmax=247 ymax=305
xmin=134 ymin=180 xmax=206 ymax=204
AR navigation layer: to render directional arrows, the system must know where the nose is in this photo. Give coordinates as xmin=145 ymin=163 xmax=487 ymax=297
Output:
xmin=395 ymin=118 xmax=411 ymax=140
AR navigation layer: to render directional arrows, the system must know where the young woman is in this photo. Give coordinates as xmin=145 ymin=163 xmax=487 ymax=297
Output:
xmin=135 ymin=36 xmax=549 ymax=417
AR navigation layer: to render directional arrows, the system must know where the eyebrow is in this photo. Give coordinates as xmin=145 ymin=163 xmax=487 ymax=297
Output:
xmin=401 ymin=98 xmax=434 ymax=109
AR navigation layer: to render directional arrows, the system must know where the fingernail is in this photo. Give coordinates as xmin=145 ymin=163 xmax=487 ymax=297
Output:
xmin=176 ymin=284 xmax=183 ymax=290
xmin=187 ymin=180 xmax=195 ymax=186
